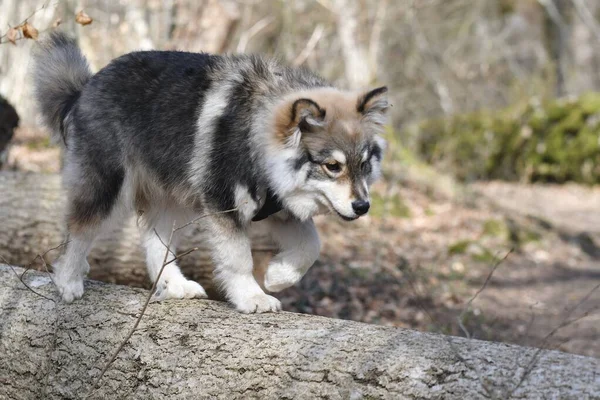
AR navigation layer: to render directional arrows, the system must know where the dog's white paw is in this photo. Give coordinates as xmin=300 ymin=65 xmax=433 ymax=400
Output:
xmin=263 ymin=260 xmax=303 ymax=292
xmin=234 ymin=293 xmax=282 ymax=313
xmin=152 ymin=275 xmax=207 ymax=302
xmin=54 ymin=275 xmax=84 ymax=303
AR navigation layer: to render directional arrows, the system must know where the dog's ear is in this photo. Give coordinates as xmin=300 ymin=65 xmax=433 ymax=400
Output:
xmin=357 ymin=86 xmax=389 ymax=126
xmin=290 ymin=98 xmax=326 ymax=133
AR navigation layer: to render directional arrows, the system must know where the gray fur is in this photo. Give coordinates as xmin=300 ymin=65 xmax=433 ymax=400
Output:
xmin=31 ymin=32 xmax=92 ymax=142
xmin=32 ymin=32 xmax=388 ymax=313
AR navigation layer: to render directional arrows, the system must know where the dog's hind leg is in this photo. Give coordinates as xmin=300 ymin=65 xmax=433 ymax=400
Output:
xmin=53 ymin=161 xmax=126 ymax=303
xmin=140 ymin=207 xmax=207 ymax=301
xmin=261 ymin=214 xmax=321 ymax=292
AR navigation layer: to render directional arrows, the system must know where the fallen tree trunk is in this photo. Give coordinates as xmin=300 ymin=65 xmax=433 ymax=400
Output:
xmin=0 ymin=172 xmax=276 ymax=296
xmin=1 ymin=266 xmax=598 ymax=399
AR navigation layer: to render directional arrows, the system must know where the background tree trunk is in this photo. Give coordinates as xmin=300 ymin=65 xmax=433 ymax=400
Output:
xmin=541 ymin=0 xmax=573 ymax=97
xmin=333 ymin=0 xmax=373 ymax=89
xmin=1 ymin=266 xmax=598 ymax=399
xmin=0 ymin=172 xmax=276 ymax=298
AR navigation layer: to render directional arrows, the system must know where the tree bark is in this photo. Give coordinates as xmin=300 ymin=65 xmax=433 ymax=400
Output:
xmin=0 ymin=172 xmax=276 ymax=297
xmin=541 ymin=0 xmax=573 ymax=97
xmin=333 ymin=0 xmax=372 ymax=89
xmin=1 ymin=266 xmax=598 ymax=399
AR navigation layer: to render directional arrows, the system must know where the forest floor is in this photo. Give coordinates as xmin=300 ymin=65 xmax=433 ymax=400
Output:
xmin=282 ymin=179 xmax=600 ymax=358
xmin=5 ymin=128 xmax=600 ymax=358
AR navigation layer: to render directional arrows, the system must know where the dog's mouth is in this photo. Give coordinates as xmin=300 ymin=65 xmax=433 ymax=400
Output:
xmin=333 ymin=209 xmax=359 ymax=221
xmin=318 ymin=195 xmax=360 ymax=221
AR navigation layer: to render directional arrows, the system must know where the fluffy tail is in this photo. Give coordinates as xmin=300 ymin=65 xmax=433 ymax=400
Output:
xmin=32 ymin=32 xmax=92 ymax=143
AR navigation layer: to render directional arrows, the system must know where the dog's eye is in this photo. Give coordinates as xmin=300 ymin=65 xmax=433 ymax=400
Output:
xmin=324 ymin=162 xmax=342 ymax=173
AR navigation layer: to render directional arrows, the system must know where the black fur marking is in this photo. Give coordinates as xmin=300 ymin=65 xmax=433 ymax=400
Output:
xmin=362 ymin=159 xmax=373 ymax=175
xmin=292 ymin=152 xmax=309 ymax=171
xmin=70 ymin=166 xmax=124 ymax=226
xmin=304 ymin=151 xmax=330 ymax=181
xmin=74 ymin=51 xmax=219 ymax=194
xmin=0 ymin=96 xmax=19 ymax=155
xmin=357 ymin=86 xmax=388 ymax=113
xmin=312 ymin=149 xmax=332 ymax=163
xmin=371 ymin=144 xmax=383 ymax=161
xmin=291 ymin=98 xmax=325 ymax=129
xmin=206 ymin=65 xmax=267 ymax=223
xmin=120 ymin=52 xmax=213 ymax=190
xmin=58 ymin=91 xmax=80 ymax=146
xmin=252 ymin=188 xmax=283 ymax=221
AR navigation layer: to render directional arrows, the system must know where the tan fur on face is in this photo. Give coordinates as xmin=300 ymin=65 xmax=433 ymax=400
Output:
xmin=273 ymin=88 xmax=368 ymax=143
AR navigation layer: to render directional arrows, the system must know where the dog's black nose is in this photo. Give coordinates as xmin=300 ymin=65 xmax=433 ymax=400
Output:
xmin=352 ymin=200 xmax=370 ymax=216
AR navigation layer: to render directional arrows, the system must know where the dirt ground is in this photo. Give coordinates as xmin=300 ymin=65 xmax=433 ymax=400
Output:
xmin=4 ymin=128 xmax=600 ymax=358
xmin=277 ymin=180 xmax=600 ymax=358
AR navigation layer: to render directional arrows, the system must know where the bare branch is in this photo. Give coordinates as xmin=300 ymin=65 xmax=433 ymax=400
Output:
xmin=505 ymin=282 xmax=600 ymax=397
xmin=368 ymin=0 xmax=388 ymax=75
xmin=292 ymin=24 xmax=325 ymax=67
xmin=89 ymin=206 xmax=240 ymax=392
xmin=236 ymin=16 xmax=275 ymax=53
xmin=0 ymin=1 xmax=53 ymax=45
xmin=1 ymin=240 xmax=69 ymax=302
xmin=458 ymin=248 xmax=514 ymax=339
xmin=571 ymin=0 xmax=600 ymax=42
xmin=90 ymin=222 xmax=178 ymax=392
xmin=174 ymin=204 xmax=242 ymax=232
xmin=3 ymin=259 xmax=55 ymax=302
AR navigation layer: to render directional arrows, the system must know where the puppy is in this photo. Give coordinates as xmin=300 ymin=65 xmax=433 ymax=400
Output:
xmin=32 ymin=32 xmax=388 ymax=313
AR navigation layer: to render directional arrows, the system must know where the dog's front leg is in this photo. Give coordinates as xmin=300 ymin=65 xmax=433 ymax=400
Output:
xmin=262 ymin=214 xmax=321 ymax=292
xmin=207 ymin=215 xmax=282 ymax=313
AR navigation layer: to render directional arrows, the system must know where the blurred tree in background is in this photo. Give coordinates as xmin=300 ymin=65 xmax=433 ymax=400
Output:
xmin=2 ymin=0 xmax=600 ymax=129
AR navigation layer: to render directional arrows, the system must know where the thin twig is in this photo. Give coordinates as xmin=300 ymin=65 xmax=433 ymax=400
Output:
xmin=161 ymin=246 xmax=199 ymax=269
xmin=90 ymin=222 xmax=178 ymax=393
xmin=236 ymin=16 xmax=275 ymax=53
xmin=174 ymin=204 xmax=242 ymax=232
xmin=315 ymin=0 xmax=335 ymax=13
xmin=368 ymin=0 xmax=388 ymax=74
xmin=570 ymin=0 xmax=600 ymax=42
xmin=149 ymin=203 xmax=243 ymax=256
xmin=398 ymin=249 xmax=513 ymax=400
xmin=505 ymin=283 xmax=600 ymax=398
xmin=36 ymin=242 xmax=70 ymax=288
xmin=90 ymin=222 xmax=175 ymax=395
xmin=0 ymin=1 xmax=49 ymax=38
xmin=458 ymin=248 xmax=513 ymax=339
xmin=3 ymin=259 xmax=55 ymax=302
xmin=1 ymin=240 xmax=69 ymax=302
xmin=0 ymin=1 xmax=55 ymax=44
xmin=89 ymin=206 xmax=239 ymax=393
xmin=292 ymin=24 xmax=325 ymax=66
xmin=153 ymin=228 xmax=177 ymax=258
xmin=512 ymin=303 xmax=538 ymax=370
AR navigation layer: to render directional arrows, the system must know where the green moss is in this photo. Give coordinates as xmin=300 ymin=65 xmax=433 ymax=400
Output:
xmin=448 ymin=240 xmax=471 ymax=255
xmin=512 ymin=226 xmax=542 ymax=246
xmin=471 ymin=246 xmax=497 ymax=263
xmin=579 ymin=92 xmax=600 ymax=114
xmin=370 ymin=192 xmax=411 ymax=218
xmin=412 ymin=92 xmax=600 ymax=184
xmin=482 ymin=219 xmax=510 ymax=240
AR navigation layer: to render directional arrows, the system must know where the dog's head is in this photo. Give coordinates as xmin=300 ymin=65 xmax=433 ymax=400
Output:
xmin=270 ymin=86 xmax=389 ymax=221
